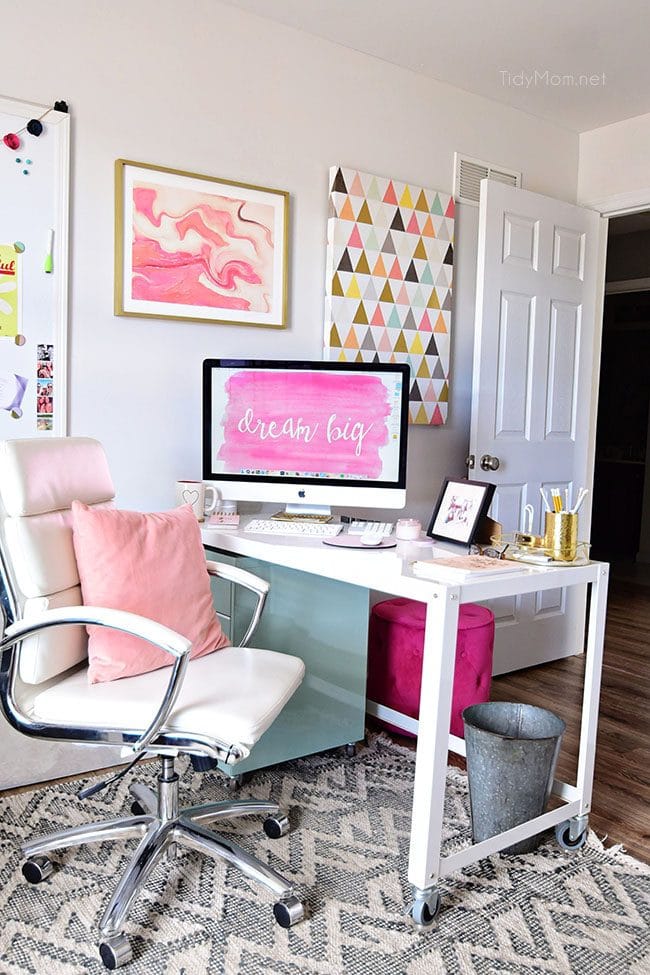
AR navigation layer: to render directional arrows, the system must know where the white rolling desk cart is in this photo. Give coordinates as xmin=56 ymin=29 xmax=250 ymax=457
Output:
xmin=202 ymin=521 xmax=609 ymax=927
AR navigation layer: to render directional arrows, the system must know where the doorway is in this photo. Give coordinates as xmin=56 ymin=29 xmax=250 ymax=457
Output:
xmin=590 ymin=211 xmax=650 ymax=576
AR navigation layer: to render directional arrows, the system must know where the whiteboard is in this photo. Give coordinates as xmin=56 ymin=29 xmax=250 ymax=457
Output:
xmin=0 ymin=95 xmax=69 ymax=438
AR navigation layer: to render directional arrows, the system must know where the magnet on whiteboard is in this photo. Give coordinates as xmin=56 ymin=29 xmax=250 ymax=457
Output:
xmin=44 ymin=229 xmax=54 ymax=273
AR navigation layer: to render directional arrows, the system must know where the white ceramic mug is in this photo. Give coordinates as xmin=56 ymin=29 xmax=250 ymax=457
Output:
xmin=175 ymin=480 xmax=218 ymax=522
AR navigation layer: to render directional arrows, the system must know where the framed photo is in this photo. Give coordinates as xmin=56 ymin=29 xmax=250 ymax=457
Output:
xmin=114 ymin=160 xmax=289 ymax=328
xmin=427 ymin=478 xmax=496 ymax=546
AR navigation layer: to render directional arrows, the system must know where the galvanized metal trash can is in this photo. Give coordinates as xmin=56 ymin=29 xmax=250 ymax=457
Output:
xmin=462 ymin=702 xmax=566 ymax=855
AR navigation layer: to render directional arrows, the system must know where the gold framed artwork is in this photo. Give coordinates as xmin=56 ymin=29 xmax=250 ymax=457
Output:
xmin=114 ymin=160 xmax=289 ymax=328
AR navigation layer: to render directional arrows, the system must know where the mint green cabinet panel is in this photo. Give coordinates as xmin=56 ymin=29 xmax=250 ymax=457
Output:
xmin=204 ymin=548 xmax=369 ymax=776
xmin=208 ymin=553 xmax=236 ymax=640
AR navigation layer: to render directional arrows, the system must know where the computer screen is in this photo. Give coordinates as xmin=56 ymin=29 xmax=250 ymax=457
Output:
xmin=202 ymin=359 xmax=409 ymax=513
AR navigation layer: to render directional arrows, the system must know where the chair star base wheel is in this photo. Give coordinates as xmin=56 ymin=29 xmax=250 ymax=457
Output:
xmin=99 ymin=933 xmax=132 ymax=970
xmin=128 ymin=782 xmax=156 ymax=816
xmin=263 ymin=814 xmax=290 ymax=839
xmin=22 ymin=855 xmax=54 ymax=884
xmin=273 ymin=895 xmax=305 ymax=928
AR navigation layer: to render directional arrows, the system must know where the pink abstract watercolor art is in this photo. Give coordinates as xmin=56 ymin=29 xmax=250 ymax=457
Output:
xmin=131 ymin=181 xmax=275 ymax=312
xmin=217 ymin=371 xmax=391 ymax=477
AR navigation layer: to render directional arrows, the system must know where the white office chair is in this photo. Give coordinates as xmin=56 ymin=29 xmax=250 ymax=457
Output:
xmin=0 ymin=437 xmax=307 ymax=970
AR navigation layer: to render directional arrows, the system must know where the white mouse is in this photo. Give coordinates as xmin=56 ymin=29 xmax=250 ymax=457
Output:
xmin=360 ymin=533 xmax=382 ymax=546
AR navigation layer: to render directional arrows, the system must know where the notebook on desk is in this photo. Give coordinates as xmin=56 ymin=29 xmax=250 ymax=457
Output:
xmin=412 ymin=553 xmax=523 ymax=582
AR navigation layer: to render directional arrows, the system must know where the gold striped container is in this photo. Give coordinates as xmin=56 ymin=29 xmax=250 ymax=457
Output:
xmin=544 ymin=512 xmax=578 ymax=562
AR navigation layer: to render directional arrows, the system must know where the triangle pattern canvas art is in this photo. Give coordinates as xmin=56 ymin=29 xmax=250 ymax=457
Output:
xmin=324 ymin=167 xmax=454 ymax=425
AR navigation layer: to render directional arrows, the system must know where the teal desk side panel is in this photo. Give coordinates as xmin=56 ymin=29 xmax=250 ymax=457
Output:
xmin=206 ymin=549 xmax=369 ymax=776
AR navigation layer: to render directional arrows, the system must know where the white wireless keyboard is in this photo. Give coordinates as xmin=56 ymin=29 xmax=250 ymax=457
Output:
xmin=243 ymin=518 xmax=343 ymax=538
xmin=347 ymin=521 xmax=394 ymax=538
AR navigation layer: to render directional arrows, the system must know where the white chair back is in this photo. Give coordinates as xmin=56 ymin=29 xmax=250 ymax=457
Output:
xmin=0 ymin=438 xmax=115 ymax=684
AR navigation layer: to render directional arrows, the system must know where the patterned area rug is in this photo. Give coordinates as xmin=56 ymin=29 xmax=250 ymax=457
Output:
xmin=0 ymin=735 xmax=649 ymax=974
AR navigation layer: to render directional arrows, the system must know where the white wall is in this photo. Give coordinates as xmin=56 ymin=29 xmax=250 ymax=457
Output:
xmin=579 ymin=111 xmax=650 ymax=206
xmin=3 ymin=0 xmax=579 ymax=525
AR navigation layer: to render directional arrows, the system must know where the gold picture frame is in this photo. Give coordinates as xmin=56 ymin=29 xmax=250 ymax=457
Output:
xmin=114 ymin=160 xmax=289 ymax=328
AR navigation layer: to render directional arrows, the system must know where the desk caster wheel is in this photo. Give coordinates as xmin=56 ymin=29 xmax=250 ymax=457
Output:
xmin=263 ymin=814 xmax=290 ymax=839
xmin=130 ymin=800 xmax=146 ymax=816
xmin=99 ymin=933 xmax=132 ymax=969
xmin=22 ymin=855 xmax=53 ymax=884
xmin=555 ymin=820 xmax=588 ymax=852
xmin=273 ymin=895 xmax=305 ymax=928
xmin=409 ymin=890 xmax=441 ymax=931
xmin=344 ymin=742 xmax=357 ymax=758
xmin=225 ymin=772 xmax=251 ymax=792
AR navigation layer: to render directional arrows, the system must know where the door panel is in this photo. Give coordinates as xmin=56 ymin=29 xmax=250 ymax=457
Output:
xmin=496 ymin=292 xmax=535 ymax=437
xmin=546 ymin=300 xmax=580 ymax=438
xmin=471 ymin=181 xmax=607 ymax=673
xmin=553 ymin=226 xmax=585 ymax=279
xmin=503 ymin=213 xmax=539 ymax=268
xmin=534 ymin=587 xmax=565 ymax=616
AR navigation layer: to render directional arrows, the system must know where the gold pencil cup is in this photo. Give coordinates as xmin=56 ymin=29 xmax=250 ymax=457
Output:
xmin=544 ymin=512 xmax=578 ymax=562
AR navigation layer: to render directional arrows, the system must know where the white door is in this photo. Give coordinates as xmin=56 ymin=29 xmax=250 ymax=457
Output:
xmin=470 ymin=180 xmax=607 ymax=674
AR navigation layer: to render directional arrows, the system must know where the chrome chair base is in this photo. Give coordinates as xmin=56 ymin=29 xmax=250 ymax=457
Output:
xmin=21 ymin=757 xmax=304 ymax=970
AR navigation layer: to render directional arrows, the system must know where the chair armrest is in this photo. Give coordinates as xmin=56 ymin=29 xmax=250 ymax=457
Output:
xmin=206 ymin=560 xmax=269 ymax=648
xmin=2 ymin=606 xmax=192 ymax=756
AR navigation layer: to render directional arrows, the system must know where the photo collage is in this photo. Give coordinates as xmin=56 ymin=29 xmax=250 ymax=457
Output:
xmin=36 ymin=343 xmax=54 ymax=431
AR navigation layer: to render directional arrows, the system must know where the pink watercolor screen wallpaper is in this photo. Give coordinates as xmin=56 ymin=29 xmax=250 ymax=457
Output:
xmin=130 ymin=181 xmax=275 ymax=312
xmin=213 ymin=370 xmax=401 ymax=480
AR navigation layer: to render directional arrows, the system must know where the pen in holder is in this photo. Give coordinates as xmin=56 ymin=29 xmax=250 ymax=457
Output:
xmin=544 ymin=511 xmax=578 ymax=562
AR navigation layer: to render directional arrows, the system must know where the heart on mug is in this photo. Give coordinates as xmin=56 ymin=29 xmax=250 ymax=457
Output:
xmin=182 ymin=489 xmax=200 ymax=506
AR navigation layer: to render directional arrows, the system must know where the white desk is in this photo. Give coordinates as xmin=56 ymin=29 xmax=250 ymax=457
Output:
xmin=202 ymin=522 xmax=609 ymax=926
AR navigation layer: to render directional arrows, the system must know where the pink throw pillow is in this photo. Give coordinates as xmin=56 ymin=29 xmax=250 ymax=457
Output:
xmin=71 ymin=501 xmax=230 ymax=683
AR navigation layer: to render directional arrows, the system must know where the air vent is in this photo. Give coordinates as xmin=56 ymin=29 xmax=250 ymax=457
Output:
xmin=453 ymin=153 xmax=521 ymax=206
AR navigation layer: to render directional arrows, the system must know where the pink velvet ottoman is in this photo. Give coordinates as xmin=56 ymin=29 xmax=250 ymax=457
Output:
xmin=367 ymin=598 xmax=495 ymax=738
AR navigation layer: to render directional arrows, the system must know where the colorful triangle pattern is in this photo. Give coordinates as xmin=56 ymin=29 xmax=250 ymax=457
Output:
xmin=325 ymin=167 xmax=454 ymax=425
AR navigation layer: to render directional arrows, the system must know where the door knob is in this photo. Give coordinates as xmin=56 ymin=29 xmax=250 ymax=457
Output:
xmin=480 ymin=454 xmax=500 ymax=471
xmin=465 ymin=454 xmax=475 ymax=470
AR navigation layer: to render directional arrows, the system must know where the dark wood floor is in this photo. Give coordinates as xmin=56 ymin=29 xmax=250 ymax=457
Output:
xmin=489 ymin=577 xmax=650 ymax=863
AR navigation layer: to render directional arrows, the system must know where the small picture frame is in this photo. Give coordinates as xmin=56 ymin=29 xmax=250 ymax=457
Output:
xmin=427 ymin=478 xmax=496 ymax=547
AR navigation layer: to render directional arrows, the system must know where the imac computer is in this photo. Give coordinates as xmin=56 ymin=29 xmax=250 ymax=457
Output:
xmin=202 ymin=359 xmax=410 ymax=516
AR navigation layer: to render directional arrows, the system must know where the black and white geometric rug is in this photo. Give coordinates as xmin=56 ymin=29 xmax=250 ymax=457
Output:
xmin=0 ymin=735 xmax=649 ymax=974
